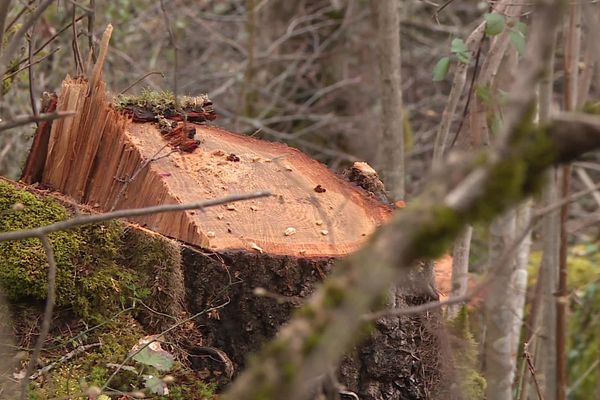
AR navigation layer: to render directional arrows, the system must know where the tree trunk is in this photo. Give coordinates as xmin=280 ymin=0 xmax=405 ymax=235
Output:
xmin=374 ymin=0 xmax=404 ymax=200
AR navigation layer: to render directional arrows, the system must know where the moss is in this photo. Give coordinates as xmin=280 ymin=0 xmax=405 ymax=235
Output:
xmin=28 ymin=313 xmax=145 ymax=398
xmin=409 ymin=205 xmax=462 ymax=259
xmin=0 ymin=182 xmax=148 ymax=321
xmin=0 ymin=182 xmax=81 ymax=304
xmin=449 ymin=307 xmax=486 ymax=399
xmin=0 ymin=182 xmax=211 ymax=398
xmin=119 ymin=229 xmax=185 ymax=330
xmin=114 ymin=89 xmax=211 ymax=116
xmin=322 ymin=281 xmax=346 ymax=308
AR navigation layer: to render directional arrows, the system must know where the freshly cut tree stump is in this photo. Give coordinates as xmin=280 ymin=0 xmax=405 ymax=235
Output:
xmin=21 ymin=75 xmax=446 ymax=399
xmin=23 ymin=76 xmax=391 ymax=257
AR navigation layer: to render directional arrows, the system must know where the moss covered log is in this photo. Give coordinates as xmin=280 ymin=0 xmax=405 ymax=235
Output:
xmin=0 ymin=180 xmax=215 ymax=399
xmin=223 ymin=112 xmax=600 ymax=400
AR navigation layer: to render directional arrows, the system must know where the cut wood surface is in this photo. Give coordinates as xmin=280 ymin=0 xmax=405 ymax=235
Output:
xmin=23 ymin=76 xmax=391 ymax=257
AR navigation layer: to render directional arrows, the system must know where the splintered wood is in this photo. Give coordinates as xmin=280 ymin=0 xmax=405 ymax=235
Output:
xmin=23 ymin=77 xmax=392 ymax=257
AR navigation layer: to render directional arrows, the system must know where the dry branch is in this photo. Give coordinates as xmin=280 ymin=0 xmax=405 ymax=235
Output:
xmin=223 ymin=108 xmax=600 ymax=399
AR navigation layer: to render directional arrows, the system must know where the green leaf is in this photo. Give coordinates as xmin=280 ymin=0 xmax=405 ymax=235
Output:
xmin=450 ymin=38 xmax=470 ymax=64
xmin=515 ymin=21 xmax=528 ymax=35
xmin=450 ymin=38 xmax=468 ymax=54
xmin=132 ymin=345 xmax=174 ymax=371
xmin=484 ymin=13 xmax=505 ymax=36
xmin=509 ymin=30 xmax=526 ymax=55
xmin=456 ymin=52 xmax=471 ymax=64
xmin=475 ymin=85 xmax=492 ymax=105
xmin=432 ymin=57 xmax=451 ymax=81
xmin=143 ymin=375 xmax=168 ymax=395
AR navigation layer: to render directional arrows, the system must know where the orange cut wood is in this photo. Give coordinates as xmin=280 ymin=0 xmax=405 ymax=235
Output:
xmin=23 ymin=76 xmax=392 ymax=257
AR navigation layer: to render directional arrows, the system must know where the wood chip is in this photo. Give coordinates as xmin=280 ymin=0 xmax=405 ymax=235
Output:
xmin=250 ymin=205 xmax=259 ymax=211
xmin=299 ymin=249 xmax=307 ymax=255
xmin=285 ymin=167 xmax=293 ymax=171
xmin=320 ymin=230 xmax=329 ymax=236
xmin=217 ymin=214 xmax=224 ymax=220
xmin=315 ymin=220 xmax=323 ymax=226
xmin=226 ymin=204 xmax=237 ymax=211
xmin=250 ymin=242 xmax=263 ymax=253
xmin=284 ymin=227 xmax=297 ymax=236
xmin=206 ymin=231 xmax=216 ymax=238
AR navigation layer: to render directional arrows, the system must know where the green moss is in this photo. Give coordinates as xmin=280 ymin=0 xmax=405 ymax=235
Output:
xmin=114 ymin=89 xmax=211 ymax=116
xmin=449 ymin=307 xmax=486 ymax=399
xmin=0 ymin=182 xmax=148 ymax=321
xmin=0 ymin=182 xmax=81 ymax=304
xmin=322 ymin=281 xmax=346 ymax=308
xmin=410 ymin=205 xmax=462 ymax=259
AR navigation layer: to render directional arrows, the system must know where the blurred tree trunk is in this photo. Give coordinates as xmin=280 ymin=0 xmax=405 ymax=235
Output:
xmin=557 ymin=4 xmax=581 ymax=399
xmin=484 ymin=44 xmax=534 ymax=399
xmin=531 ymin=28 xmax=559 ymax=400
xmin=374 ymin=0 xmax=404 ymax=200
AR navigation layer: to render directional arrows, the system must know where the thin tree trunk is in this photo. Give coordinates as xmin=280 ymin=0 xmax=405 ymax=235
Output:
xmin=485 ymin=209 xmax=517 ymax=400
xmin=374 ymin=0 xmax=404 ymax=200
xmin=557 ymin=4 xmax=581 ymax=399
xmin=534 ymin=168 xmax=560 ymax=400
xmin=529 ymin=23 xmax=559 ymax=400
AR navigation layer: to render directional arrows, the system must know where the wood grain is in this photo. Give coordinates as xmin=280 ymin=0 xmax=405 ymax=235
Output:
xmin=25 ymin=76 xmax=391 ymax=257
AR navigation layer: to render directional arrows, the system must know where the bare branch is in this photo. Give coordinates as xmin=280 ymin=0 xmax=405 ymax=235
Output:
xmin=0 ymin=111 xmax=75 ymax=132
xmin=0 ymin=0 xmax=55 ymax=81
xmin=0 ymin=191 xmax=272 ymax=243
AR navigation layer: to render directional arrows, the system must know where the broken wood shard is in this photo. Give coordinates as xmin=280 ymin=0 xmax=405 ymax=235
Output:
xmin=22 ymin=76 xmax=391 ymax=257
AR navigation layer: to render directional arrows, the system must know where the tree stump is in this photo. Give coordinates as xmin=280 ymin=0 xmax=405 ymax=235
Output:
xmin=20 ymin=75 xmax=446 ymax=399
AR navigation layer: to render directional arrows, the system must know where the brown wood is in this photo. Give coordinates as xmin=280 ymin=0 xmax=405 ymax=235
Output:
xmin=22 ymin=76 xmax=391 ymax=257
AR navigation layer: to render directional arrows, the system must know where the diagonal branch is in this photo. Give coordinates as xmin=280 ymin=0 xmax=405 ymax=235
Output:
xmin=0 ymin=191 xmax=272 ymax=243
xmin=223 ymin=109 xmax=600 ymax=399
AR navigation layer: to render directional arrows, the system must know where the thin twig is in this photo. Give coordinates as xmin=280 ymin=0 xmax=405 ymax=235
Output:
xmin=2 ymin=48 xmax=60 ymax=82
xmin=29 ymin=342 xmax=101 ymax=380
xmin=449 ymin=29 xmax=486 ymax=148
xmin=109 ymin=144 xmax=173 ymax=211
xmin=27 ymin=21 xmax=39 ymax=123
xmin=71 ymin=2 xmax=84 ymax=74
xmin=87 ymin=0 xmax=96 ymax=62
xmin=100 ymin=299 xmax=231 ymax=391
xmin=0 ymin=111 xmax=75 ymax=132
xmin=160 ymin=0 xmax=179 ymax=108
xmin=19 ymin=235 xmax=57 ymax=400
xmin=0 ymin=0 xmax=55 ymax=81
xmin=14 ymin=15 xmax=86 ymax=69
xmin=0 ymin=1 xmax=12 ymax=60
xmin=524 ymin=342 xmax=544 ymax=400
xmin=0 ymin=191 xmax=272 ymax=243
xmin=118 ymin=71 xmax=165 ymax=95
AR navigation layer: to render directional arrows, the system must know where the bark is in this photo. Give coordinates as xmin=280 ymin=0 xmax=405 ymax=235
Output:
xmin=485 ymin=209 xmax=518 ymax=399
xmin=531 ymin=29 xmax=559 ymax=398
xmin=374 ymin=0 xmax=404 ymax=200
